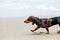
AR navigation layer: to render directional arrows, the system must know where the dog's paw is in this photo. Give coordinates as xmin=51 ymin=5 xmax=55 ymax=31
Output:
xmin=45 ymin=32 xmax=49 ymax=34
xmin=31 ymin=30 xmax=34 ymax=32
xmin=57 ymin=30 xmax=60 ymax=33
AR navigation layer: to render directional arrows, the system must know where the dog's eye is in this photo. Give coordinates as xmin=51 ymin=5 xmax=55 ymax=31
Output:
xmin=27 ymin=19 xmax=30 ymax=21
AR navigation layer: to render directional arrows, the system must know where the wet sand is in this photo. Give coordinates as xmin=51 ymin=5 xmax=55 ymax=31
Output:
xmin=0 ymin=17 xmax=60 ymax=40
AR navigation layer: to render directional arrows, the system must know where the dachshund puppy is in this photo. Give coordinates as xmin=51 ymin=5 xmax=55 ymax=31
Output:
xmin=24 ymin=16 xmax=60 ymax=34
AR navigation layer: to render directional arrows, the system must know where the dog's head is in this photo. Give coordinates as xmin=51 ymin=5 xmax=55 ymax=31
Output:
xmin=24 ymin=16 xmax=39 ymax=25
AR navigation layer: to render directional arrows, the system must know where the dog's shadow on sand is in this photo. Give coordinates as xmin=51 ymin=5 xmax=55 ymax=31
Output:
xmin=32 ymin=32 xmax=44 ymax=35
xmin=25 ymin=32 xmax=60 ymax=36
xmin=25 ymin=32 xmax=44 ymax=35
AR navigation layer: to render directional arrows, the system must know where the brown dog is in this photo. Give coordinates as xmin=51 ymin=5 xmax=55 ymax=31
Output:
xmin=24 ymin=16 xmax=60 ymax=34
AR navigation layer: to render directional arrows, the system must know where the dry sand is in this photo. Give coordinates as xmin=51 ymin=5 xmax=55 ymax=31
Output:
xmin=0 ymin=17 xmax=60 ymax=40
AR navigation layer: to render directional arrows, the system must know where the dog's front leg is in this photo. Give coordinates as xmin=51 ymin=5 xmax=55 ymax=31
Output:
xmin=31 ymin=26 xmax=40 ymax=32
xmin=45 ymin=28 xmax=49 ymax=34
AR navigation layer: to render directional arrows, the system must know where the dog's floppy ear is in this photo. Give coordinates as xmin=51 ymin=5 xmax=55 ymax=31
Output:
xmin=32 ymin=21 xmax=35 ymax=25
xmin=35 ymin=18 xmax=39 ymax=22
xmin=31 ymin=18 xmax=35 ymax=25
xmin=32 ymin=17 xmax=39 ymax=25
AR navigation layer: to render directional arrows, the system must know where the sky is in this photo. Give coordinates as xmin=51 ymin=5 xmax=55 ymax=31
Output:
xmin=0 ymin=0 xmax=60 ymax=18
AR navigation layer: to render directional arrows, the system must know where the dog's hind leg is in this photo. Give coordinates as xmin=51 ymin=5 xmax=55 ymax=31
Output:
xmin=59 ymin=24 xmax=60 ymax=26
xmin=57 ymin=24 xmax=60 ymax=33
xmin=45 ymin=28 xmax=49 ymax=34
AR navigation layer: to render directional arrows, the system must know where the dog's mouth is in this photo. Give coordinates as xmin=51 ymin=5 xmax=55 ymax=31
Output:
xmin=24 ymin=20 xmax=32 ymax=23
xmin=24 ymin=20 xmax=30 ymax=23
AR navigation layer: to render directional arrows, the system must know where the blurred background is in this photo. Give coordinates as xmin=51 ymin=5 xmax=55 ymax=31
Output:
xmin=0 ymin=0 xmax=60 ymax=18
xmin=0 ymin=0 xmax=60 ymax=40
